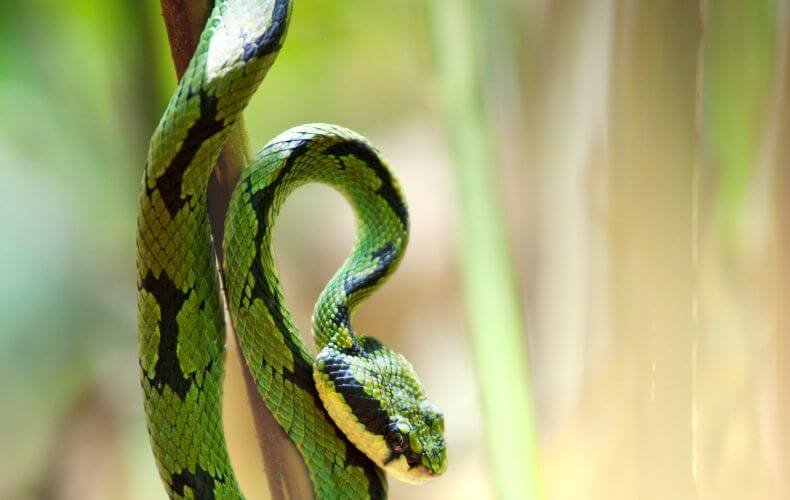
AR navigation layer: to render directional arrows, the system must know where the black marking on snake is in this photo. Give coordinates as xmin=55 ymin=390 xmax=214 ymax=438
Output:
xmin=268 ymin=345 xmax=386 ymax=499
xmin=243 ymin=140 xmax=340 ymax=408
xmin=171 ymin=465 xmax=220 ymax=500
xmin=343 ymin=242 xmax=398 ymax=298
xmin=326 ymin=139 xmax=409 ymax=226
xmin=345 ymin=447 xmax=388 ymax=500
xmin=319 ymin=355 xmax=389 ymax=437
xmin=141 ymin=271 xmax=193 ymax=399
xmin=242 ymin=0 xmax=291 ymax=61
xmin=245 ymin=138 xmax=310 ymax=307
xmin=241 ymin=137 xmax=391 ymax=494
xmin=148 ymin=91 xmax=223 ymax=218
xmin=338 ymin=336 xmax=384 ymax=358
xmin=321 ymin=352 xmax=388 ymax=497
xmin=332 ymin=304 xmax=352 ymax=330
xmin=250 ymin=272 xmax=386 ymax=498
xmin=322 ymin=351 xmax=423 ymax=473
xmin=329 ymin=244 xmax=397 ymax=329
xmin=359 ymin=336 xmax=385 ymax=354
xmin=147 ymin=0 xmax=290 ymax=217
xmin=384 ymin=448 xmax=422 ymax=470
xmin=403 ymin=448 xmax=423 ymax=468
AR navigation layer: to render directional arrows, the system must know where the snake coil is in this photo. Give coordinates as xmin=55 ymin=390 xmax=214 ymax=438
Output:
xmin=137 ymin=1 xmax=447 ymax=498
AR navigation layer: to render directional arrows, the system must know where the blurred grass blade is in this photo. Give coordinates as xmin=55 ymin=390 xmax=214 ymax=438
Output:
xmin=607 ymin=1 xmax=700 ymax=498
xmin=704 ymin=0 xmax=775 ymax=239
xmin=427 ymin=1 xmax=541 ymax=498
xmin=768 ymin=4 xmax=790 ymax=496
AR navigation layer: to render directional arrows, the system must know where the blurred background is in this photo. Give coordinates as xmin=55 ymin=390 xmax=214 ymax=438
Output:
xmin=2 ymin=0 xmax=789 ymax=499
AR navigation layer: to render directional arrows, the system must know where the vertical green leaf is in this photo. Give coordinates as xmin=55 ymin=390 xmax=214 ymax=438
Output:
xmin=427 ymin=1 xmax=541 ymax=498
xmin=705 ymin=0 xmax=776 ymax=235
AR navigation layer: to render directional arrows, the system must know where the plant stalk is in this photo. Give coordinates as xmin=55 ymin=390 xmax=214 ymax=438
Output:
xmin=427 ymin=1 xmax=542 ymax=498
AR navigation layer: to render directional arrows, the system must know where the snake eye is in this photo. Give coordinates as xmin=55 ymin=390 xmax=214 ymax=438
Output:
xmin=387 ymin=422 xmax=409 ymax=453
xmin=389 ymin=431 xmax=408 ymax=453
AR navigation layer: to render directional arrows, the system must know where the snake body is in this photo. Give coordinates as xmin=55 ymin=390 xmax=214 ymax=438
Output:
xmin=136 ymin=1 xmax=447 ymax=498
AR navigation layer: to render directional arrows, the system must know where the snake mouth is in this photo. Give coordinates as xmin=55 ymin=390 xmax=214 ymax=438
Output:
xmin=416 ymin=466 xmax=435 ymax=477
xmin=402 ymin=465 xmax=437 ymax=484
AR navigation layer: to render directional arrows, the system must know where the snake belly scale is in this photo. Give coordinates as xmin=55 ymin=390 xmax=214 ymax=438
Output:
xmin=136 ymin=1 xmax=448 ymax=499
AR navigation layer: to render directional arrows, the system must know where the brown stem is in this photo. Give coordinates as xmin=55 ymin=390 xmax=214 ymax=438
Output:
xmin=158 ymin=1 xmax=313 ymax=498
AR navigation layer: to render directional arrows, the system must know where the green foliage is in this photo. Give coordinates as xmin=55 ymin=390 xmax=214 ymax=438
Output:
xmin=704 ymin=0 xmax=776 ymax=236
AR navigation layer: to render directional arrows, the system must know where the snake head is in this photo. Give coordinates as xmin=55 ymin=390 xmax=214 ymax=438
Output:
xmin=314 ymin=335 xmax=448 ymax=483
xmin=383 ymin=401 xmax=447 ymax=482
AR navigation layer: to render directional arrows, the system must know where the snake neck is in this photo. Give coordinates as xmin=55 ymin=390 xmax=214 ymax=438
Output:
xmin=312 ymin=236 xmax=405 ymax=352
xmin=223 ymin=124 xmax=402 ymax=498
xmin=308 ymin=132 xmax=410 ymax=352
xmin=224 ymin=126 xmax=410 ymax=357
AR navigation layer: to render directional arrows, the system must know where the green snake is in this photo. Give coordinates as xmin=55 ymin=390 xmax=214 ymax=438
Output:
xmin=136 ymin=1 xmax=447 ymax=498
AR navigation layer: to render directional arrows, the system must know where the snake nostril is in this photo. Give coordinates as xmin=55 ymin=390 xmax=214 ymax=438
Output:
xmin=435 ymin=457 xmax=447 ymax=474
